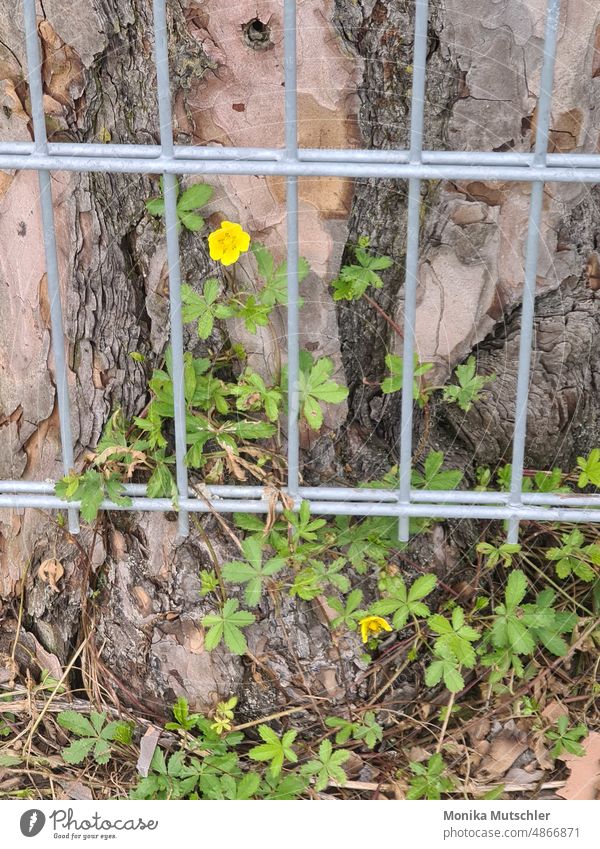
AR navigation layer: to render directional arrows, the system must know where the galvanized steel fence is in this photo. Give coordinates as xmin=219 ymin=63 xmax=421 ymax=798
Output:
xmin=2 ymin=0 xmax=600 ymax=542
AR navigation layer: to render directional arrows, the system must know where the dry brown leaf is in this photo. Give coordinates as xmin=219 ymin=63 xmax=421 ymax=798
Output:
xmin=467 ymin=717 xmax=490 ymax=744
xmin=58 ymin=780 xmax=93 ymax=800
xmin=503 ymin=766 xmax=545 ymax=788
xmin=476 ymin=727 xmax=528 ymax=779
xmin=556 ymin=732 xmax=600 ymax=800
xmin=0 ymin=653 xmax=17 ymax=686
xmin=407 ymin=746 xmax=432 ymax=764
xmin=533 ymin=735 xmax=554 ymax=771
xmin=37 ymin=558 xmax=64 ymax=592
xmin=541 ymin=700 xmax=568 ymax=724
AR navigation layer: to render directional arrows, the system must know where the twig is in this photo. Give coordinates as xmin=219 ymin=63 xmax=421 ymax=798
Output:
xmin=436 ymin=691 xmax=455 ymax=753
xmin=22 ymin=637 xmax=89 ymax=760
xmin=11 ymin=560 xmax=30 ymax=665
xmin=232 ymin=704 xmax=311 ymax=732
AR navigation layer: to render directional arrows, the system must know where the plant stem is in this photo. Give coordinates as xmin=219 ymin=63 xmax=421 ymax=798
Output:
xmin=363 ymin=293 xmax=404 ymax=338
xmin=436 ymin=690 xmax=456 ymax=753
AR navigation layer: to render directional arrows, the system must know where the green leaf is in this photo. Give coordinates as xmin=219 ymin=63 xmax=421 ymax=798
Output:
xmin=576 ymin=448 xmax=600 ymax=488
xmin=236 ymin=772 xmax=261 ymax=799
xmin=412 ymin=451 xmax=462 ymax=491
xmin=408 ymin=573 xmax=438 ymax=601
xmin=443 ymin=664 xmax=465 ymax=693
xmin=177 ymin=182 xmax=214 ymax=211
xmin=442 ymin=356 xmax=494 ymax=412
xmin=194 ymin=308 xmax=212 ymax=339
xmin=0 ymin=754 xmax=23 ymax=766
xmin=303 ymin=395 xmax=323 ymax=430
xmin=147 ymin=462 xmax=175 ymax=499
xmin=145 ymin=197 xmax=165 ymax=216
xmin=177 ymin=210 xmax=205 ymax=231
xmin=248 ymin=725 xmax=297 ymax=778
xmin=505 ymin=569 xmax=528 ymax=610
xmin=61 ymin=737 xmax=96 ymax=765
xmin=252 ymin=242 xmax=275 ymax=281
xmin=202 ymin=600 xmax=256 ymax=655
xmin=203 ymin=619 xmax=225 ymax=651
xmin=57 ymin=711 xmax=96 ymax=738
xmin=289 ymin=352 xmax=348 ymax=431
xmin=380 ymin=353 xmax=433 ymax=402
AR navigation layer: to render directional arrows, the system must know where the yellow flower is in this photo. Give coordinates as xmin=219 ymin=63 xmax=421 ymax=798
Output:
xmin=208 ymin=220 xmax=251 ymax=266
xmin=359 ymin=615 xmax=393 ymax=643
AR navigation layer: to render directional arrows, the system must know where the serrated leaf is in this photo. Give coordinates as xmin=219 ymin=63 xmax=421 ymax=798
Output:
xmin=203 ymin=621 xmax=224 ymax=651
xmin=505 ymin=569 xmax=528 ymax=609
xmin=177 ymin=210 xmax=205 ymax=232
xmin=145 ymin=197 xmax=165 ymax=216
xmin=408 ymin=574 xmax=437 ymax=601
xmin=61 ymin=737 xmax=96 ymax=765
xmin=57 ymin=711 xmax=96 ymax=738
xmin=177 ymin=182 xmax=214 ymax=211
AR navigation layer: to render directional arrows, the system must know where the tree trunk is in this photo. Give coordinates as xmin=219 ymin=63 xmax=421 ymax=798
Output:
xmin=1 ymin=0 xmax=599 ymax=717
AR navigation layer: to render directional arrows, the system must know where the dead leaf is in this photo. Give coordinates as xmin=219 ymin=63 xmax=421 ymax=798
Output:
xmin=542 ymin=700 xmax=568 ymax=724
xmin=0 ymin=653 xmax=17 ymax=687
xmin=533 ymin=735 xmax=554 ymax=771
xmin=58 ymin=780 xmax=93 ymax=800
xmin=407 ymin=746 xmax=431 ymax=764
xmin=137 ymin=726 xmax=161 ymax=777
xmin=556 ymin=732 xmax=600 ymax=800
xmin=476 ymin=727 xmax=528 ymax=779
xmin=504 ymin=767 xmax=545 ymax=788
xmin=468 ymin=717 xmax=490 ymax=744
xmin=37 ymin=558 xmax=64 ymax=592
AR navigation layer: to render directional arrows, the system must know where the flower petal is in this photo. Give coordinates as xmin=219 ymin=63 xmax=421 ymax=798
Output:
xmin=220 ymin=247 xmax=240 ymax=266
xmin=208 ymin=232 xmax=225 ymax=261
xmin=237 ymin=231 xmax=251 ymax=252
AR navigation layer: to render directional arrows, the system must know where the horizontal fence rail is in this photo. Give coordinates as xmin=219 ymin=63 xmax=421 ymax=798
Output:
xmin=3 ymin=0 xmax=597 ymax=542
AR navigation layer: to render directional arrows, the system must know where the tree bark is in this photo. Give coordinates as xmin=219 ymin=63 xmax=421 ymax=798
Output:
xmin=1 ymin=0 xmax=600 ymax=717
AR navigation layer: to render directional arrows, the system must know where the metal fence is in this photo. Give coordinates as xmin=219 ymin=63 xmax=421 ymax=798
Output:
xmin=2 ymin=0 xmax=600 ymax=542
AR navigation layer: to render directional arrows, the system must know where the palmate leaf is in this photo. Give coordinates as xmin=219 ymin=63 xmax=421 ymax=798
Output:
xmin=55 ymin=469 xmax=131 ymax=523
xmin=442 ymin=355 xmax=494 ymax=412
xmin=57 ymin=710 xmax=131 ymax=767
xmin=380 ymin=353 xmax=433 ymax=398
xmin=425 ymin=643 xmax=465 ymax=693
xmin=248 ymin=725 xmax=298 ymax=777
xmin=222 ymin=537 xmax=285 ymax=606
xmin=202 ymin=599 xmax=256 ymax=655
xmin=331 ymin=246 xmax=393 ymax=301
xmin=370 ymin=573 xmax=437 ymax=629
xmin=252 ymin=242 xmax=309 ymax=307
xmin=301 ymin=739 xmax=350 ymax=791
xmin=181 ymin=280 xmax=222 ymax=339
xmin=290 ymin=351 xmax=349 ymax=431
xmin=146 ymin=179 xmax=213 ymax=232
xmin=327 ymin=588 xmax=364 ymax=630
xmin=428 ymin=607 xmax=480 ymax=668
xmin=576 ymin=448 xmax=600 ymax=488
xmin=412 ymin=450 xmax=463 ymax=491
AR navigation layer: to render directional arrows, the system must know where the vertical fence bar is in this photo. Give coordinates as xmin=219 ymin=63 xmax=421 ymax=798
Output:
xmin=152 ymin=0 xmax=189 ymax=536
xmin=23 ymin=0 xmax=79 ymax=534
xmin=507 ymin=0 xmax=561 ymax=543
xmin=284 ymin=0 xmax=300 ymax=502
xmin=398 ymin=0 xmax=430 ymax=541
